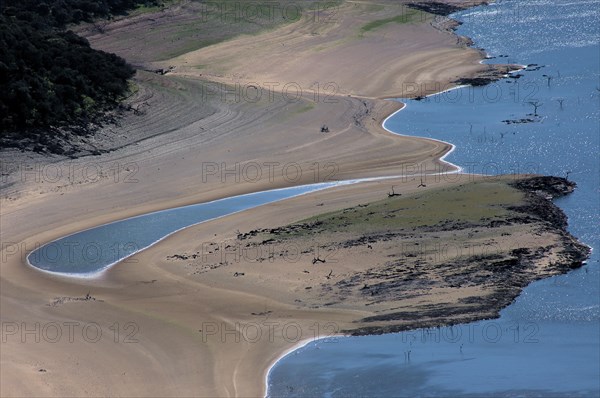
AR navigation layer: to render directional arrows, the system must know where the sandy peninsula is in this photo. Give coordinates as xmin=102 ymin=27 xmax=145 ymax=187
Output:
xmin=0 ymin=1 xmax=585 ymax=397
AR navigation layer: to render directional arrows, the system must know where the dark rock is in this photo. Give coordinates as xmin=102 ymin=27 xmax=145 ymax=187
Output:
xmin=453 ymin=77 xmax=496 ymax=87
xmin=407 ymin=2 xmax=463 ymax=16
xmin=511 ymin=176 xmax=576 ymax=198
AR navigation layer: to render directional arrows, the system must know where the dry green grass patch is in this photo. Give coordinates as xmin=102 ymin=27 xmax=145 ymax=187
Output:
xmin=266 ymin=178 xmax=525 ymax=239
xmin=360 ymin=9 xmax=429 ymax=34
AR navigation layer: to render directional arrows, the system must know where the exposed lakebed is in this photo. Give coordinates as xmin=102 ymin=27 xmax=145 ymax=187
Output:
xmin=268 ymin=0 xmax=599 ymax=396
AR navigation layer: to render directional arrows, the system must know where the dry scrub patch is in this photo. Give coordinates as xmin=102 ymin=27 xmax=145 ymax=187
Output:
xmin=166 ymin=176 xmax=589 ymax=334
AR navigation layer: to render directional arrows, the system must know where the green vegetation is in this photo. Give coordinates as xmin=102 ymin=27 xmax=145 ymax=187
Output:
xmin=1 ymin=0 xmax=162 ymax=28
xmin=364 ymin=4 xmax=385 ymax=13
xmin=360 ymin=9 xmax=426 ymax=33
xmin=127 ymin=0 xmax=177 ymax=16
xmin=294 ymin=103 xmax=315 ymax=114
xmin=0 ymin=0 xmax=161 ymax=150
xmin=143 ymin=0 xmax=343 ymax=61
xmin=268 ymin=179 xmax=524 ymax=239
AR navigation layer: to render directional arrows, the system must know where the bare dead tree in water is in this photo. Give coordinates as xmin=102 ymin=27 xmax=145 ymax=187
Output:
xmin=528 ymin=100 xmax=543 ymax=116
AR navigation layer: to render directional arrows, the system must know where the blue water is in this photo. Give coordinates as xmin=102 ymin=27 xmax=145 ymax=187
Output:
xmin=27 ymin=174 xmax=417 ymax=275
xmin=26 ymin=0 xmax=599 ymax=394
xmin=268 ymin=0 xmax=600 ymax=396
xmin=27 ymin=182 xmax=340 ymax=275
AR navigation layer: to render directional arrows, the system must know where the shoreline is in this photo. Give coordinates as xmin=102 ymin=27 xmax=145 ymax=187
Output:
xmin=259 ymin=93 xmax=467 ymax=397
xmin=258 ymin=6 xmax=591 ymax=396
xmin=261 ymin=175 xmax=590 ymax=394
xmin=24 ymin=182 xmax=339 ymax=279
xmin=2 ymin=1 xmax=576 ymax=396
xmin=259 ymin=82 xmax=590 ymax=393
xmin=381 ymin=100 xmax=463 ymax=173
xmin=26 ymin=155 xmax=465 ymax=279
xmin=263 ymin=334 xmax=348 ymax=398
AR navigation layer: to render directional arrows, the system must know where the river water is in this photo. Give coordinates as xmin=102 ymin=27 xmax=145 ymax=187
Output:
xmin=268 ymin=0 xmax=600 ymax=396
xmin=27 ymin=182 xmax=344 ymax=275
xmin=25 ymin=0 xmax=598 ymax=395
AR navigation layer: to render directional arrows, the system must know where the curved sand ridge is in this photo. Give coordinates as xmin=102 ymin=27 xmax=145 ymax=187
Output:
xmin=0 ymin=1 xmax=515 ymax=397
xmin=166 ymin=0 xmax=492 ymax=98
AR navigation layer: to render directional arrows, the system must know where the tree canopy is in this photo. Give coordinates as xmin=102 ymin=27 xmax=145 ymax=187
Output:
xmin=0 ymin=0 xmax=160 ymax=147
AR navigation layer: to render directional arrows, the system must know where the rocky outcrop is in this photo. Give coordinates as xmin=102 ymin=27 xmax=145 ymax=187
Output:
xmin=347 ymin=176 xmax=590 ymax=336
